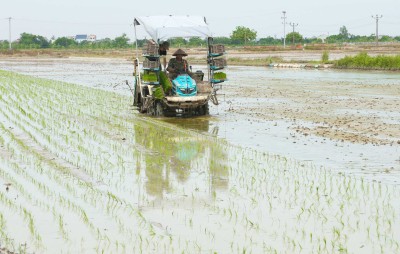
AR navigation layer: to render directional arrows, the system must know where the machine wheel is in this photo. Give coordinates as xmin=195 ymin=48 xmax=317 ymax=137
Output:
xmin=147 ymin=105 xmax=154 ymax=115
xmin=139 ymin=104 xmax=146 ymax=113
xmin=198 ymin=103 xmax=209 ymax=116
xmin=154 ymin=102 xmax=164 ymax=117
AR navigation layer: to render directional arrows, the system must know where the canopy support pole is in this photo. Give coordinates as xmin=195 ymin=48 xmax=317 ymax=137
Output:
xmin=134 ymin=19 xmax=139 ymax=61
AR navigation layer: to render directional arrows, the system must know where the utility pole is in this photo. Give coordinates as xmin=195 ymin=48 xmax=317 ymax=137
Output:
xmin=289 ymin=22 xmax=298 ymax=45
xmin=8 ymin=17 xmax=12 ymax=51
xmin=372 ymin=14 xmax=383 ymax=46
xmin=281 ymin=11 xmax=287 ymax=48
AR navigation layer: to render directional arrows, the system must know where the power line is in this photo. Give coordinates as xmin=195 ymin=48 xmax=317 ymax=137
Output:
xmin=12 ymin=17 xmax=127 ymax=26
xmin=372 ymin=14 xmax=383 ymax=45
xmin=347 ymin=23 xmax=375 ymax=30
xmin=289 ymin=22 xmax=298 ymax=45
xmin=381 ymin=21 xmax=400 ymax=25
xmin=281 ymin=11 xmax=287 ymax=48
xmin=8 ymin=17 xmax=12 ymax=50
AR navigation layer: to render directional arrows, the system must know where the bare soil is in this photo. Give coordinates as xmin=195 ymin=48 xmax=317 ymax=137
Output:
xmin=229 ymin=78 xmax=400 ymax=146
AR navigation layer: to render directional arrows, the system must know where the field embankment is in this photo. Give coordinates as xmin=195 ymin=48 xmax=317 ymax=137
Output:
xmin=3 ymin=44 xmax=400 ymax=69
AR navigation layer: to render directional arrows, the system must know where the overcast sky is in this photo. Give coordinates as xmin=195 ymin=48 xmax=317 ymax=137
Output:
xmin=1 ymin=0 xmax=399 ymax=41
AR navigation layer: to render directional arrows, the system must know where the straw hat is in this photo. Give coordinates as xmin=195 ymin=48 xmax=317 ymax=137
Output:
xmin=172 ymin=49 xmax=188 ymax=56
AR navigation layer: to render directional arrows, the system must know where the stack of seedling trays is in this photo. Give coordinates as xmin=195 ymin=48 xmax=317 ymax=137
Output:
xmin=209 ymin=44 xmax=225 ymax=57
xmin=142 ymin=71 xmax=159 ymax=85
xmin=143 ymin=59 xmax=160 ymax=71
xmin=142 ymin=42 xmax=159 ymax=57
xmin=208 ymin=44 xmax=227 ymax=84
xmin=210 ymin=58 xmax=227 ymax=70
xmin=142 ymin=41 xmax=161 ymax=86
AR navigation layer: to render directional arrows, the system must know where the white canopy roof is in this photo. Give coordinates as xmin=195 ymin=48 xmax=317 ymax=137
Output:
xmin=134 ymin=16 xmax=212 ymax=42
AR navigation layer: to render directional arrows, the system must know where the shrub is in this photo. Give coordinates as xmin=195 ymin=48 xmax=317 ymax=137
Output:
xmin=321 ymin=51 xmax=329 ymax=63
xmin=335 ymin=53 xmax=400 ymax=70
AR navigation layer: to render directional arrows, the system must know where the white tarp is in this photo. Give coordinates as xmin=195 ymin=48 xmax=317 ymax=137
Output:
xmin=134 ymin=16 xmax=212 ymax=42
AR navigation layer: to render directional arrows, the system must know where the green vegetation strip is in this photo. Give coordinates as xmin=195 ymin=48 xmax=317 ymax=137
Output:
xmin=335 ymin=52 xmax=400 ymax=70
xmin=0 ymin=70 xmax=399 ymax=253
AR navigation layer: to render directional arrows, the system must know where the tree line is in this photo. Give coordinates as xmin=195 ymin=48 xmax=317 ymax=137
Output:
xmin=2 ymin=26 xmax=400 ymax=50
xmin=0 ymin=33 xmax=133 ymax=50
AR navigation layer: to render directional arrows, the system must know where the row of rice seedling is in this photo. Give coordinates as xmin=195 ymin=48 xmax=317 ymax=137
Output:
xmin=0 ymin=71 xmax=159 ymax=252
xmin=0 ymin=70 xmax=399 ymax=253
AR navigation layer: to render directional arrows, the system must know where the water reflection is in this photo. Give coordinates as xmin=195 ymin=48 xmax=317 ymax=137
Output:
xmin=161 ymin=116 xmax=215 ymax=133
xmin=134 ymin=117 xmax=228 ymax=198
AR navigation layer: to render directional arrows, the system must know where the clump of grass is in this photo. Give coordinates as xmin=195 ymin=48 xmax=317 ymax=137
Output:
xmin=335 ymin=52 xmax=400 ymax=70
xmin=321 ymin=51 xmax=329 ymax=63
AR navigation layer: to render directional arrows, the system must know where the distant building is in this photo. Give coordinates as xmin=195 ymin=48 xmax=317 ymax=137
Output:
xmin=88 ymin=34 xmax=97 ymax=42
xmin=75 ymin=34 xmax=88 ymax=43
xmin=74 ymin=34 xmax=97 ymax=43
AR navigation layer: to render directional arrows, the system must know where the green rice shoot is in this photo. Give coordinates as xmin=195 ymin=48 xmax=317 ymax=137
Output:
xmin=152 ymin=86 xmax=164 ymax=99
xmin=213 ymin=72 xmax=227 ymax=80
xmin=142 ymin=71 xmax=158 ymax=83
xmin=159 ymin=71 xmax=172 ymax=93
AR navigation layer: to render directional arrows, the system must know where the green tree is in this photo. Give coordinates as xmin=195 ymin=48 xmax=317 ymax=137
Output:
xmin=257 ymin=36 xmax=281 ymax=45
xmin=188 ymin=37 xmax=205 ymax=47
xmin=96 ymin=38 xmax=113 ymax=49
xmin=379 ymin=35 xmax=393 ymax=42
xmin=113 ymin=33 xmax=129 ymax=48
xmin=135 ymin=39 xmax=147 ymax=47
xmin=339 ymin=26 xmax=349 ymax=40
xmin=0 ymin=40 xmax=9 ymax=49
xmin=19 ymin=33 xmax=50 ymax=48
xmin=170 ymin=37 xmax=187 ymax=48
xmin=53 ymin=37 xmax=77 ymax=48
xmin=303 ymin=37 xmax=323 ymax=44
xmin=286 ymin=32 xmax=303 ymax=44
xmin=80 ymin=40 xmax=93 ymax=49
xmin=230 ymin=26 xmax=257 ymax=44
xmin=213 ymin=37 xmax=232 ymax=45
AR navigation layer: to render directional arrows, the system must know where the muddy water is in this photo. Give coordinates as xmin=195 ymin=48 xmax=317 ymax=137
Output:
xmin=1 ymin=60 xmax=400 ymax=253
xmin=0 ymin=58 xmax=399 ymax=184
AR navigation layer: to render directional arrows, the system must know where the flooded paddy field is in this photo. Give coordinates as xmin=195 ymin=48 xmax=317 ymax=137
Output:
xmin=1 ymin=57 xmax=399 ymax=183
xmin=0 ymin=58 xmax=400 ymax=253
